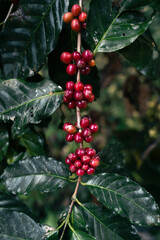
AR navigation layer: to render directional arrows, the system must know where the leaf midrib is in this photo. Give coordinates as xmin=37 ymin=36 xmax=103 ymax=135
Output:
xmin=3 ymin=173 xmax=69 ymax=181
xmin=0 ymin=91 xmax=64 ymax=115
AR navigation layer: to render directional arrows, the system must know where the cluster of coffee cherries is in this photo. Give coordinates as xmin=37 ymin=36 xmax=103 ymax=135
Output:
xmin=63 ymin=81 xmax=95 ymax=109
xmin=61 ymin=50 xmax=95 ymax=76
xmin=63 ymin=115 xmax=99 ymax=143
xmin=63 ymin=4 xmax=87 ymax=32
xmin=65 ymin=147 xmax=100 ymax=176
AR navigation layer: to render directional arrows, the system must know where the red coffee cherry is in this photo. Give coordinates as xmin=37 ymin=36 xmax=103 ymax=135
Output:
xmin=66 ymin=81 xmax=75 ymax=90
xmin=82 ymin=23 xmax=86 ymax=29
xmin=74 ymin=133 xmax=83 ymax=143
xmin=63 ymin=96 xmax=70 ymax=103
xmin=80 ymin=117 xmax=90 ymax=128
xmin=64 ymin=90 xmax=74 ymax=99
xmin=76 ymin=59 xmax=86 ymax=69
xmin=81 ymin=155 xmax=91 ymax=164
xmin=74 ymin=160 xmax=82 ymax=168
xmin=68 ymin=101 xmax=76 ymax=109
xmin=11 ymin=0 xmax=19 ymax=4
xmin=71 ymin=4 xmax=81 ymax=17
xmin=65 ymin=157 xmax=72 ymax=165
xmin=87 ymin=167 xmax=95 ymax=175
xmin=89 ymin=124 xmax=99 ymax=133
xmin=66 ymin=64 xmax=77 ymax=75
xmin=95 ymin=155 xmax=100 ymax=161
xmin=76 ymin=169 xmax=85 ymax=176
xmin=68 ymin=153 xmax=78 ymax=162
xmin=75 ymin=148 xmax=85 ymax=158
xmin=63 ymin=12 xmax=74 ymax=23
xmin=82 ymin=50 xmax=93 ymax=62
xmin=82 ymin=115 xmax=92 ymax=124
xmin=82 ymin=128 xmax=92 ymax=138
xmin=70 ymin=164 xmax=77 ymax=173
xmin=74 ymin=91 xmax=84 ymax=101
xmin=76 ymin=100 xmax=87 ymax=109
xmin=87 ymin=94 xmax=95 ymax=103
xmin=83 ymin=89 xmax=93 ymax=100
xmin=90 ymin=158 xmax=100 ymax=168
xmin=60 ymin=52 xmax=72 ymax=64
xmin=85 ymin=148 xmax=96 ymax=157
xmin=81 ymin=164 xmax=89 ymax=171
xmin=80 ymin=65 xmax=91 ymax=75
xmin=79 ymin=12 xmax=87 ymax=22
xmin=63 ymin=123 xmax=77 ymax=134
xmin=74 ymin=82 xmax=84 ymax=91
xmin=72 ymin=51 xmax=81 ymax=61
xmin=71 ymin=19 xmax=81 ymax=32
xmin=85 ymin=135 xmax=93 ymax=143
xmin=84 ymin=84 xmax=93 ymax=91
xmin=66 ymin=133 xmax=75 ymax=142
xmin=89 ymin=59 xmax=96 ymax=67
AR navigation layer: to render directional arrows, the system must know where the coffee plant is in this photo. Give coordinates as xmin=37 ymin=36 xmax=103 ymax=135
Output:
xmin=0 ymin=0 xmax=160 ymax=239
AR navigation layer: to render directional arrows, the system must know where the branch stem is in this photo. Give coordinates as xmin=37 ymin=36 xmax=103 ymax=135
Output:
xmin=3 ymin=3 xmax=14 ymax=29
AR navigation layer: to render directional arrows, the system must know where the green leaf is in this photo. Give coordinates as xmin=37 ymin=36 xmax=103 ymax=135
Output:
xmin=75 ymin=203 xmax=140 ymax=240
xmin=0 ymin=124 xmax=9 ymax=162
xmin=1 ymin=156 xmax=70 ymax=194
xmin=0 ymin=0 xmax=69 ymax=79
xmin=47 ymin=230 xmax=58 ymax=239
xmin=0 ymin=192 xmax=45 ymax=239
xmin=0 ymin=79 xmax=63 ymax=124
xmin=121 ymin=0 xmax=160 ymax=10
xmin=87 ymin=0 xmax=155 ymax=53
xmin=84 ymin=173 xmax=160 ymax=226
xmin=0 ymin=210 xmax=45 ymax=240
xmin=119 ymin=31 xmax=160 ymax=79
xmin=71 ymin=206 xmax=86 ymax=232
xmin=70 ymin=228 xmax=96 ymax=240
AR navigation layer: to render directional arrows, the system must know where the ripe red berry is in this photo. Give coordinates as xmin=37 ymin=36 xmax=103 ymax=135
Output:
xmin=74 ymin=82 xmax=84 ymax=91
xmin=76 ymin=169 xmax=85 ymax=176
xmin=60 ymin=52 xmax=72 ymax=64
xmin=63 ymin=12 xmax=74 ymax=23
xmin=66 ymin=133 xmax=75 ymax=142
xmin=11 ymin=0 xmax=19 ymax=4
xmin=81 ymin=155 xmax=91 ymax=164
xmin=80 ymin=118 xmax=90 ymax=128
xmin=64 ymin=90 xmax=74 ymax=99
xmin=71 ymin=4 xmax=81 ymax=17
xmin=95 ymin=155 xmax=100 ymax=161
xmin=82 ymin=50 xmax=93 ymax=62
xmin=74 ymin=133 xmax=83 ymax=143
xmin=84 ymin=84 xmax=93 ymax=91
xmin=79 ymin=12 xmax=87 ymax=22
xmin=82 ymin=23 xmax=86 ymax=29
xmin=66 ymin=64 xmax=77 ymax=76
xmin=87 ymin=167 xmax=95 ymax=175
xmin=74 ymin=91 xmax=84 ymax=101
xmin=89 ymin=124 xmax=99 ymax=133
xmin=75 ymin=148 xmax=85 ymax=158
xmin=80 ymin=65 xmax=91 ymax=75
xmin=83 ymin=89 xmax=93 ymax=100
xmin=76 ymin=100 xmax=87 ymax=109
xmin=74 ymin=160 xmax=82 ymax=168
xmin=82 ymin=115 xmax=92 ymax=124
xmin=81 ymin=164 xmax=89 ymax=171
xmin=63 ymin=96 xmax=70 ymax=103
xmin=68 ymin=153 xmax=78 ymax=162
xmin=85 ymin=148 xmax=96 ymax=157
xmin=70 ymin=164 xmax=77 ymax=172
xmin=72 ymin=52 xmax=81 ymax=61
xmin=66 ymin=81 xmax=75 ymax=90
xmin=85 ymin=135 xmax=93 ymax=143
xmin=65 ymin=157 xmax=72 ymax=165
xmin=68 ymin=101 xmax=76 ymax=109
xmin=89 ymin=59 xmax=96 ymax=67
xmin=71 ymin=19 xmax=81 ymax=32
xmin=82 ymin=128 xmax=92 ymax=138
xmin=63 ymin=123 xmax=77 ymax=134
xmin=87 ymin=94 xmax=95 ymax=103
xmin=90 ymin=158 xmax=100 ymax=168
xmin=76 ymin=59 xmax=86 ymax=69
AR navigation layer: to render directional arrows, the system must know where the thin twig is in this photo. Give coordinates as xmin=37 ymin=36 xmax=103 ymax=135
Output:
xmin=142 ymin=134 xmax=160 ymax=160
xmin=3 ymin=3 xmax=14 ymax=29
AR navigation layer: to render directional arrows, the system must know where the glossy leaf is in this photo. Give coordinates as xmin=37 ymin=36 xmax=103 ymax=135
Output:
xmin=87 ymin=0 xmax=156 ymax=53
xmin=0 ymin=124 xmax=9 ymax=162
xmin=74 ymin=203 xmax=140 ymax=240
xmin=71 ymin=206 xmax=86 ymax=232
xmin=121 ymin=0 xmax=160 ymax=10
xmin=0 ymin=0 xmax=69 ymax=79
xmin=70 ymin=228 xmax=96 ymax=240
xmin=84 ymin=173 xmax=160 ymax=226
xmin=0 ymin=210 xmax=45 ymax=240
xmin=1 ymin=156 xmax=70 ymax=194
xmin=119 ymin=31 xmax=160 ymax=79
xmin=0 ymin=79 xmax=63 ymax=124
